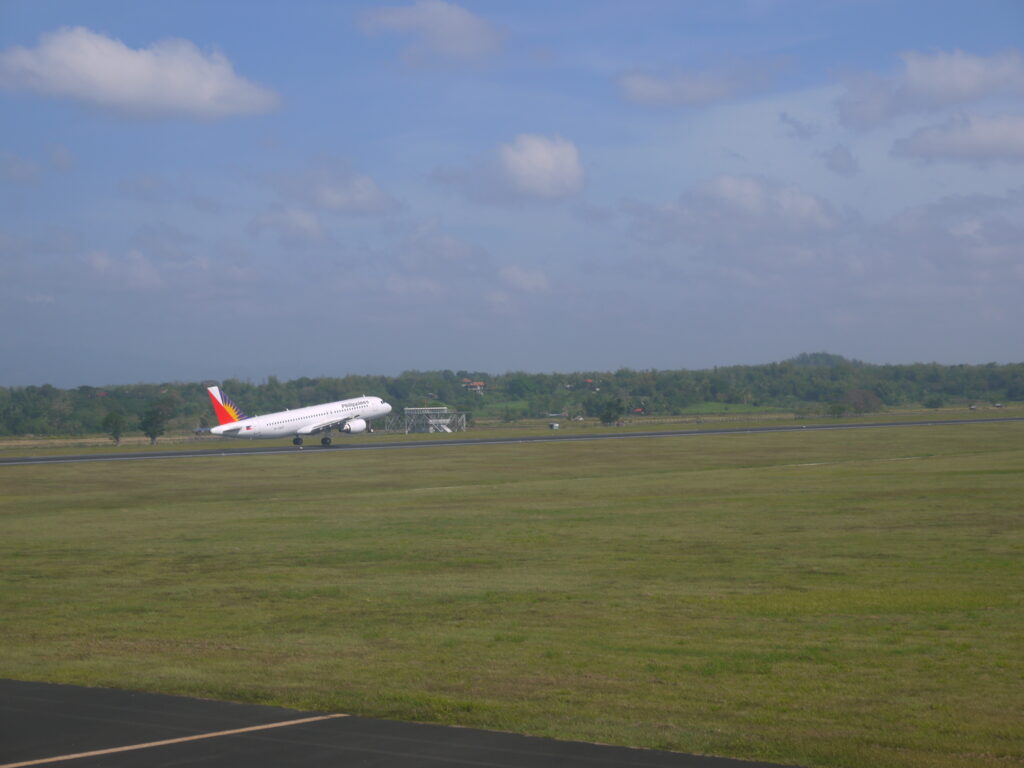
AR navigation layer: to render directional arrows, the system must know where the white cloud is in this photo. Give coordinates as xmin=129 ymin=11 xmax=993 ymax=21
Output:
xmin=499 ymin=265 xmax=550 ymax=294
xmin=701 ymin=175 xmax=836 ymax=230
xmin=0 ymin=26 xmax=279 ymax=118
xmin=433 ymin=134 xmax=585 ymax=204
xmin=836 ymin=72 xmax=896 ymax=129
xmin=88 ymin=248 xmax=162 ymax=289
xmin=619 ymin=174 xmax=844 ymax=285
xmin=362 ymin=1 xmax=501 ymax=64
xmin=377 ymin=224 xmax=494 ymax=301
xmin=0 ymin=229 xmax=79 ymax=259
xmin=901 ymin=50 xmax=1024 ymax=104
xmin=394 ymin=224 xmax=490 ymax=277
xmin=485 ymin=290 xmax=514 ymax=314
xmin=499 ymin=134 xmax=584 ymax=199
xmin=618 ymin=176 xmax=1024 ymax=346
xmin=88 ymin=250 xmax=113 ymax=273
xmin=130 ymin=222 xmax=199 ymax=264
xmin=249 ymin=207 xmax=325 ymax=246
xmin=385 ymin=274 xmax=446 ymax=298
xmin=619 ymin=66 xmax=768 ymax=108
xmin=124 ymin=249 xmax=162 ymax=288
xmin=880 ymin=190 xmax=1024 ymax=281
xmin=315 ymin=175 xmax=394 ymax=213
xmin=272 ymin=158 xmax=400 ymax=216
xmin=838 ymin=49 xmax=1024 ymax=128
xmin=893 ymin=113 xmax=1024 ymax=164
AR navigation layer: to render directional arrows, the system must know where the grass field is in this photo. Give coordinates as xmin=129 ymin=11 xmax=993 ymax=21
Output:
xmin=1 ymin=423 xmax=1021 ymax=767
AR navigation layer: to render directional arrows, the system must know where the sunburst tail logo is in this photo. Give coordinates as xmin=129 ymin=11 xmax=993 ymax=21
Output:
xmin=207 ymin=386 xmax=249 ymax=425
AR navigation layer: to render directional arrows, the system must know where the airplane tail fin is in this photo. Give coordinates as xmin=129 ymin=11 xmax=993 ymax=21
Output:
xmin=207 ymin=386 xmax=249 ymax=425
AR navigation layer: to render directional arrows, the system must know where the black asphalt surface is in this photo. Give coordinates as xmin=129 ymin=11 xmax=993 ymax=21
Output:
xmin=0 ymin=679 xmax=795 ymax=767
xmin=1 ymin=417 xmax=1021 ymax=467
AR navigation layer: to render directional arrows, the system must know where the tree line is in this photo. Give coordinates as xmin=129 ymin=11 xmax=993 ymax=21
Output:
xmin=1 ymin=353 xmax=1022 ymax=438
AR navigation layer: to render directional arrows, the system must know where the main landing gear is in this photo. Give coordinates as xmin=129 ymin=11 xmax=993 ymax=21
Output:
xmin=292 ymin=437 xmax=303 ymax=446
xmin=321 ymin=436 xmax=332 ymax=447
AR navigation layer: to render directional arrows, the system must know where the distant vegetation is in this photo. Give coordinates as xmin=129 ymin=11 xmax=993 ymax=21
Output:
xmin=1 ymin=353 xmax=1022 ymax=437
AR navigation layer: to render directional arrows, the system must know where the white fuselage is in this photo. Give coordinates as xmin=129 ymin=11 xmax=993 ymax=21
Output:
xmin=210 ymin=396 xmax=392 ymax=440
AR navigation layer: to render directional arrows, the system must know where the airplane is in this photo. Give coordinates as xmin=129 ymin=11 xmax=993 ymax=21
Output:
xmin=206 ymin=385 xmax=392 ymax=447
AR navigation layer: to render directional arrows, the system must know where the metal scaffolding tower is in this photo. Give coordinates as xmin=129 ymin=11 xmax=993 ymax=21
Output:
xmin=385 ymin=407 xmax=467 ymax=434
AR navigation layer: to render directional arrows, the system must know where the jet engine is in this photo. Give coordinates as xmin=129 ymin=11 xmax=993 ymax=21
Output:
xmin=341 ymin=418 xmax=368 ymax=434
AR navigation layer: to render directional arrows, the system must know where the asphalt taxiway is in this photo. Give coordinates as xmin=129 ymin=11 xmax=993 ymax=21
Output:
xmin=0 ymin=416 xmax=1021 ymax=467
xmin=0 ymin=679 xmax=794 ymax=767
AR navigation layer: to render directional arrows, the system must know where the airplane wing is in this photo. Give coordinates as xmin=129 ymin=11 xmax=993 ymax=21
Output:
xmin=296 ymin=417 xmax=350 ymax=436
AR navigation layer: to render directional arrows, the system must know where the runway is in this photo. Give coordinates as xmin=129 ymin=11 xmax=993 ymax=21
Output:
xmin=0 ymin=679 xmax=793 ymax=767
xmin=0 ymin=417 xmax=1021 ymax=467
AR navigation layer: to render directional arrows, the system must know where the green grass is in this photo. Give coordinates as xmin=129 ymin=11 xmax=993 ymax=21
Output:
xmin=1 ymin=424 xmax=1022 ymax=767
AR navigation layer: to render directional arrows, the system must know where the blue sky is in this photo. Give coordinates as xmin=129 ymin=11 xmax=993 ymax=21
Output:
xmin=1 ymin=0 xmax=1022 ymax=387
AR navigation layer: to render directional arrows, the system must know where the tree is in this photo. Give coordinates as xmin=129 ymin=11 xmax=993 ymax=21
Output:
xmin=138 ymin=407 xmax=167 ymax=445
xmin=102 ymin=410 xmax=126 ymax=446
xmin=599 ymin=396 xmax=625 ymax=425
xmin=138 ymin=394 xmax=178 ymax=445
xmin=827 ymin=401 xmax=849 ymax=418
xmin=844 ymin=389 xmax=882 ymax=414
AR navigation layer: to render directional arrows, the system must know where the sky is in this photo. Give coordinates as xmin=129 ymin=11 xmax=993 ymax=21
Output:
xmin=1 ymin=0 xmax=1022 ymax=387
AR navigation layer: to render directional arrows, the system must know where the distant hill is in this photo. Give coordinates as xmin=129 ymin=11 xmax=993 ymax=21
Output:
xmin=785 ymin=352 xmax=862 ymax=368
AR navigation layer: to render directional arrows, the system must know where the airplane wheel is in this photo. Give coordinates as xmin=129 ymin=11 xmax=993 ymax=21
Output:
xmin=321 ymin=437 xmax=332 ymax=447
xmin=293 ymin=437 xmax=303 ymax=446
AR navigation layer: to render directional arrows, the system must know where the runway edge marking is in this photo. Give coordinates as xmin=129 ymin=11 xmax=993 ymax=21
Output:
xmin=0 ymin=713 xmax=349 ymax=767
